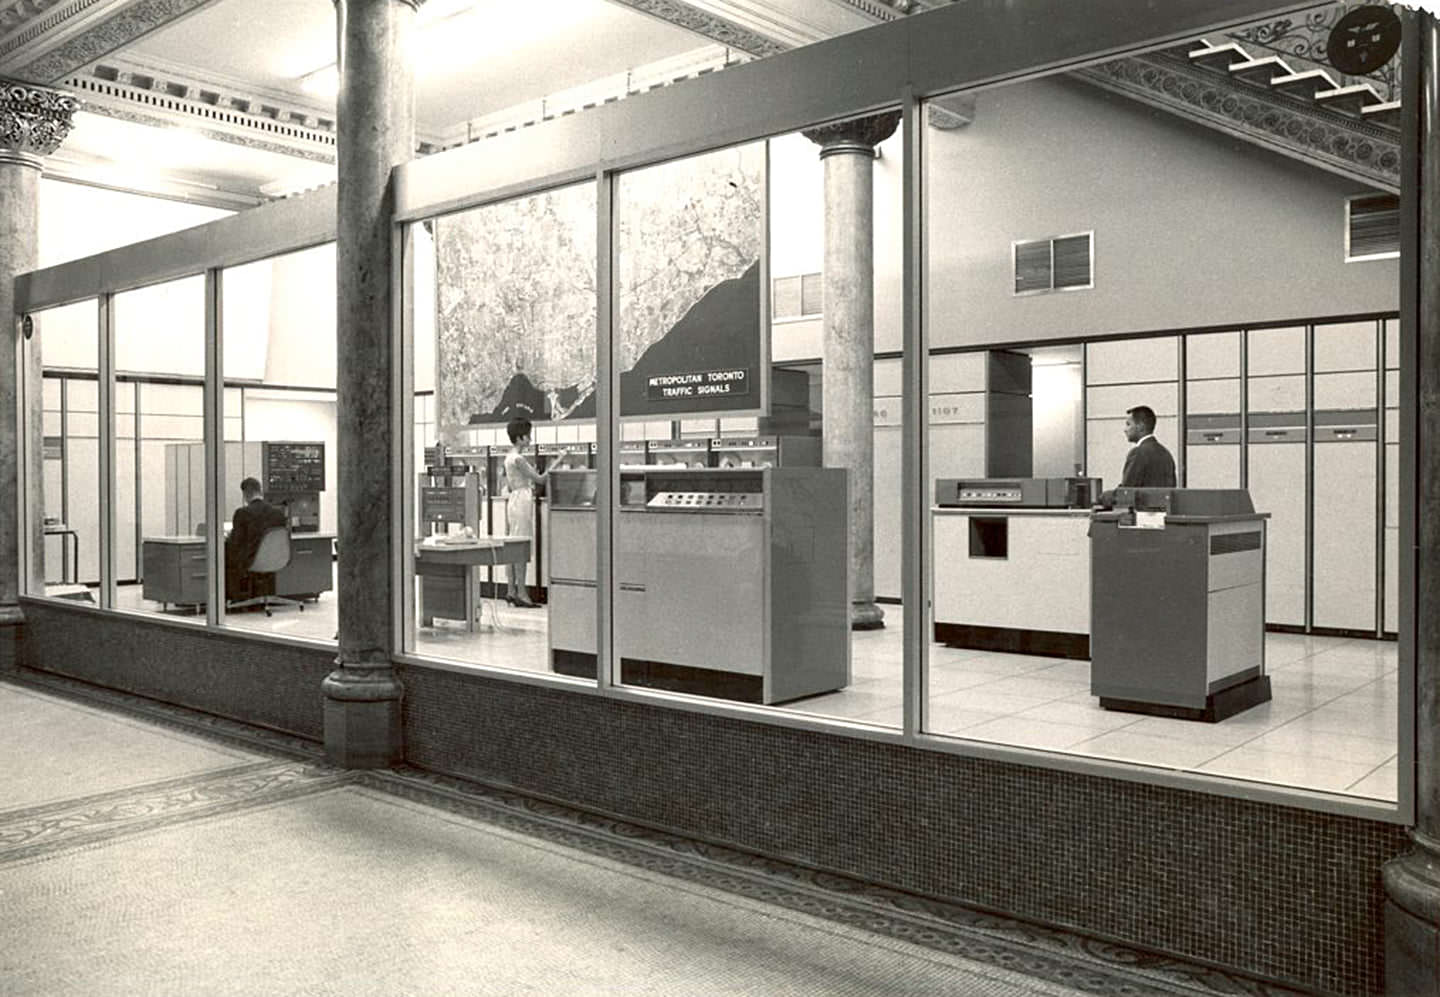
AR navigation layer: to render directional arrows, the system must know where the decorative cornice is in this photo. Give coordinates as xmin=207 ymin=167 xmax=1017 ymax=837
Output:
xmin=0 ymin=77 xmax=77 ymax=160
xmin=0 ymin=0 xmax=77 ymax=49
xmin=6 ymin=0 xmax=218 ymax=85
xmin=802 ymin=109 xmax=901 ymax=155
xmin=606 ymin=0 xmax=789 ymax=58
xmin=1074 ymin=52 xmax=1399 ymax=192
xmin=823 ymin=0 xmax=904 ymax=22
xmin=62 ymin=62 xmax=337 ymax=162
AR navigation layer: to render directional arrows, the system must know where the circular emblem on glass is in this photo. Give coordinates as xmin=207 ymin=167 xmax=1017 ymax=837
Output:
xmin=1327 ymin=5 xmax=1402 ymax=76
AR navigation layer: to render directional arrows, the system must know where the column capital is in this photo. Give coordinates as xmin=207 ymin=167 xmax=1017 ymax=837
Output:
xmin=802 ymin=110 xmax=901 ymax=158
xmin=0 ymin=80 xmax=78 ymax=168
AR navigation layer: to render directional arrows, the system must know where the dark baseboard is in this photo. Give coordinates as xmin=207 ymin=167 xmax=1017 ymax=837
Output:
xmin=933 ymin=622 xmax=1090 ymax=660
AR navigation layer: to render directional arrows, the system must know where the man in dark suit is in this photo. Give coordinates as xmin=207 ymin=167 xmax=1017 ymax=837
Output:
xmin=225 ymin=477 xmax=288 ymax=599
xmin=1119 ymin=405 xmax=1177 ymax=488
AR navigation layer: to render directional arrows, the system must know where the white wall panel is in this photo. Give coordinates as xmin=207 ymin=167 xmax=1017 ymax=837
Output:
xmin=1084 ymin=337 xmax=1178 ymax=384
xmin=1247 ymin=375 xmax=1305 ymax=414
xmin=1184 ymin=446 xmax=1240 ymax=489
xmin=1186 ymin=378 xmax=1239 ymax=414
xmin=1086 ymin=382 xmax=1177 ymax=418
xmin=1313 ymin=372 xmax=1376 ymax=410
xmin=874 ymin=423 xmax=901 ymax=601
xmin=1313 ymin=321 xmax=1376 ymax=372
xmin=1247 ymin=326 xmax=1305 ymax=375
xmin=1312 ymin=442 xmax=1376 ymax=632
xmin=1186 ymin=331 xmax=1240 ymax=379
xmin=1246 ymin=443 xmax=1305 ymax=626
xmin=929 ymin=352 xmax=986 ymax=393
xmin=1386 ymin=527 xmax=1399 ymax=633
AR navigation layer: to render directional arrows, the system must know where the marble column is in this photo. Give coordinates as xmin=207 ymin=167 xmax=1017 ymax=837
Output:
xmin=1384 ymin=11 xmax=1440 ymax=994
xmin=0 ymin=82 xmax=77 ymax=670
xmin=803 ymin=111 xmax=899 ymax=630
xmin=321 ymin=0 xmax=418 ymax=766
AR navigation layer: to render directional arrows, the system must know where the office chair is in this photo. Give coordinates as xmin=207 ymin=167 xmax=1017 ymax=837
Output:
xmin=227 ymin=526 xmax=303 ymax=617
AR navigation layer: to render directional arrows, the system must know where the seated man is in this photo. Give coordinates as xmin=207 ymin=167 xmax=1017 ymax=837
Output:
xmin=224 ymin=477 xmax=288 ymax=600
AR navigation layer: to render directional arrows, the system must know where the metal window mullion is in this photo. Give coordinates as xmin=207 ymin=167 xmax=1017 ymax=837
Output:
xmin=59 ymin=377 xmax=68 ymax=534
xmin=204 ymin=269 xmax=224 ymax=626
xmin=596 ymin=169 xmax=616 ymax=692
xmin=901 ymin=88 xmax=926 ymax=740
xmin=1377 ymin=318 xmax=1386 ymax=638
xmin=133 ymin=383 xmax=142 ymax=584
xmin=395 ymin=221 xmax=417 ymax=654
xmin=1240 ymin=329 xmax=1249 ymax=490
xmin=1177 ymin=337 xmax=1187 ymax=487
xmin=97 ymin=294 xmax=115 ymax=606
xmin=1304 ymin=323 xmax=1314 ymax=632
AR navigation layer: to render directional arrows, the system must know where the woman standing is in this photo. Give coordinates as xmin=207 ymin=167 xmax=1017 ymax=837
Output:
xmin=503 ymin=415 xmax=547 ymax=607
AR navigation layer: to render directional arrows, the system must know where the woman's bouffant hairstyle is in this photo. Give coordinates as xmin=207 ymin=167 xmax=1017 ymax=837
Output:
xmin=506 ymin=415 xmax=533 ymax=444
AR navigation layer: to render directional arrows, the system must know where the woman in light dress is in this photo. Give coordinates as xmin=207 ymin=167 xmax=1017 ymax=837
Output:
xmin=502 ymin=415 xmax=547 ymax=607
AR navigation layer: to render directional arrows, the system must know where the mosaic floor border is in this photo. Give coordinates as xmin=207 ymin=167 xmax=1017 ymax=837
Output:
xmin=3 ymin=668 xmax=1304 ymax=996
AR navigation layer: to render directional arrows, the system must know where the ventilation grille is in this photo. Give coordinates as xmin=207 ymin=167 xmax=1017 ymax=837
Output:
xmin=773 ymin=273 xmax=822 ymax=318
xmin=1210 ymin=531 xmax=1262 ymax=555
xmin=1347 ymin=193 xmax=1399 ymax=261
xmin=1014 ymin=232 xmax=1093 ymax=294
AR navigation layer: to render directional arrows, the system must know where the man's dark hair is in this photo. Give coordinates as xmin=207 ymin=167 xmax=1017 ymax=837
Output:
xmin=240 ymin=477 xmax=261 ymax=496
xmin=506 ymin=416 xmax=533 ymax=445
xmin=1126 ymin=405 xmax=1157 ymax=434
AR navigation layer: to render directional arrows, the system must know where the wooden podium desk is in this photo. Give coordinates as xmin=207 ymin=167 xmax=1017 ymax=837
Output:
xmin=415 ymin=537 xmax=531 ymax=632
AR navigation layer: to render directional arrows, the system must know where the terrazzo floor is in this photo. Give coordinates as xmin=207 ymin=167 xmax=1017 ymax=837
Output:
xmin=0 ymin=677 xmax=1305 ymax=996
xmin=105 ymin=580 xmax=1400 ymax=802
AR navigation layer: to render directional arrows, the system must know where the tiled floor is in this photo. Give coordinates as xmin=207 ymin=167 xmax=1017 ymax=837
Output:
xmin=104 ymin=581 xmax=1400 ymax=802
xmin=0 ymin=675 xmax=1292 ymax=997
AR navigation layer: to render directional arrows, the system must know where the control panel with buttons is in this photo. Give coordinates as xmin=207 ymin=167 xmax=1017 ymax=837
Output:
xmin=647 ymin=491 xmax=765 ymax=512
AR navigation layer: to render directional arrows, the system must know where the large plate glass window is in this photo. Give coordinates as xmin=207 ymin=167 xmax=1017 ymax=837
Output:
xmin=218 ymin=244 xmax=340 ymax=640
xmin=919 ymin=13 xmax=1402 ymax=802
xmin=407 ymin=182 xmax=598 ymax=676
xmin=605 ymin=115 xmax=901 ymax=719
xmin=114 ymin=276 xmax=207 ymax=624
xmin=32 ymin=300 xmax=99 ymax=602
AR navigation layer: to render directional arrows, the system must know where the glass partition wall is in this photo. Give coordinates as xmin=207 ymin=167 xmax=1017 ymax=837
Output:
xmin=219 ymin=244 xmax=340 ymax=641
xmin=919 ymin=24 xmax=1403 ymax=801
xmin=35 ymin=300 xmax=100 ymax=600
xmin=21 ymin=0 xmax=1412 ymax=815
xmin=404 ymin=182 xmax=599 ymax=674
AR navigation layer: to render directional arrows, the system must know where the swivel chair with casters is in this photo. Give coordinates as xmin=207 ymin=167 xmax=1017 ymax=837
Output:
xmin=227 ymin=526 xmax=303 ymax=617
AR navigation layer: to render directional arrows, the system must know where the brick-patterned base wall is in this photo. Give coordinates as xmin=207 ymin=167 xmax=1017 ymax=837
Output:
xmin=20 ymin=601 xmax=331 ymax=741
xmin=0 ymin=621 xmax=18 ymax=672
xmin=398 ymin=664 xmax=1410 ymax=996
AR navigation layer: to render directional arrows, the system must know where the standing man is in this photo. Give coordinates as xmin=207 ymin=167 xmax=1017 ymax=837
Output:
xmin=1119 ymin=405 xmax=1177 ymax=488
xmin=225 ymin=476 xmax=288 ymax=598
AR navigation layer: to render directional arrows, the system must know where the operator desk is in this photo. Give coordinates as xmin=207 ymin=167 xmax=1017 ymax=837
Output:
xmin=1089 ymin=488 xmax=1270 ymax=721
xmin=414 ymin=536 xmax=531 ymax=632
xmin=931 ymin=477 xmax=1099 ymax=660
xmin=141 ymin=533 xmax=335 ymax=611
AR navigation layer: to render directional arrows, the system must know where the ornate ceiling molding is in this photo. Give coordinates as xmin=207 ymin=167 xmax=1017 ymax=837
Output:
xmin=1074 ymin=52 xmax=1399 ymax=192
xmin=606 ymin=0 xmax=790 ymax=58
xmin=0 ymin=0 xmax=79 ymax=46
xmin=60 ymin=58 xmax=338 ymax=162
xmin=0 ymin=77 xmax=77 ymax=160
xmin=1 ymin=0 xmax=220 ymax=85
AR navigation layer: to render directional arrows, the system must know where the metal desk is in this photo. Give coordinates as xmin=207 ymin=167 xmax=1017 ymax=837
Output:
xmin=415 ymin=538 xmax=531 ymax=632
xmin=44 ymin=525 xmax=79 ymax=584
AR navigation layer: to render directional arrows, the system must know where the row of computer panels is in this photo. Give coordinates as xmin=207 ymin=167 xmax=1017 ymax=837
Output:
xmin=1084 ymin=317 xmax=1398 ymax=637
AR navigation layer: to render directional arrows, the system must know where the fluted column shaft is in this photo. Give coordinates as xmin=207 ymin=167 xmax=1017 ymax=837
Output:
xmin=322 ymin=0 xmax=418 ymax=766
xmin=803 ymin=112 xmax=899 ymax=630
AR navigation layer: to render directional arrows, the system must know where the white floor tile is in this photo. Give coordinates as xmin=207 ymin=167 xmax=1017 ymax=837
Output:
xmin=960 ymin=716 xmax=1105 ymax=751
xmin=1347 ymin=758 xmax=1400 ymax=800
xmin=1198 ymin=748 xmax=1381 ymax=794
xmin=1015 ymin=700 xmax=1144 ymax=734
xmin=1067 ymin=730 xmax=1230 ymax=770
xmin=1237 ymin=725 xmax=1397 ymax=767
xmin=925 ymin=705 xmax=1010 ymax=736
xmin=929 ymin=687 xmax=1053 ymax=717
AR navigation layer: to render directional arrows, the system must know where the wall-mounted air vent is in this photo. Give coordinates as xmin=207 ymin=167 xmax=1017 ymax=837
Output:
xmin=773 ymin=272 xmax=822 ymax=319
xmin=1013 ymin=232 xmax=1093 ymax=295
xmin=1346 ymin=193 xmax=1399 ymax=262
